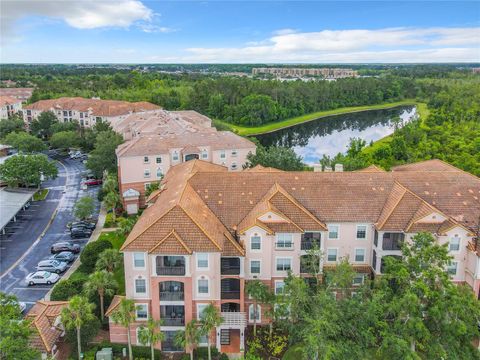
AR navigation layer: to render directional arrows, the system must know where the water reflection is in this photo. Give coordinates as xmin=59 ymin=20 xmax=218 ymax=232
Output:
xmin=255 ymin=106 xmax=416 ymax=164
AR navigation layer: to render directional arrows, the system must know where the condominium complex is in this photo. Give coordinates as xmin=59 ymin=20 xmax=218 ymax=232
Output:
xmin=115 ymin=110 xmax=256 ymax=212
xmin=0 ymin=96 xmax=22 ymax=120
xmin=106 ymin=159 xmax=480 ymax=355
xmin=252 ymin=67 xmax=358 ymax=78
xmin=22 ymin=97 xmax=160 ymax=128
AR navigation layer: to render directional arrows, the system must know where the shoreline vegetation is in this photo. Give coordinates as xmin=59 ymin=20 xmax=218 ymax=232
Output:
xmin=214 ymin=100 xmax=421 ymax=136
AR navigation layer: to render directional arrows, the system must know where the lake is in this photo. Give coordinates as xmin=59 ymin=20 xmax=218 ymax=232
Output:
xmin=255 ymin=106 xmax=417 ymax=164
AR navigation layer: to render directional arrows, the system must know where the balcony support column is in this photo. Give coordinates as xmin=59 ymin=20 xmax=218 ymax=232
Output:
xmin=216 ymin=327 xmax=221 ymax=351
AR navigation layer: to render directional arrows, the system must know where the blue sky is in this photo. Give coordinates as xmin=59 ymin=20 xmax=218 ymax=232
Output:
xmin=1 ymin=1 xmax=479 ymax=63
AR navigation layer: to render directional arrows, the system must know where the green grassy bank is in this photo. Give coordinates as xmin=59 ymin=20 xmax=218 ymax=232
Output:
xmin=214 ymin=100 xmax=420 ymax=136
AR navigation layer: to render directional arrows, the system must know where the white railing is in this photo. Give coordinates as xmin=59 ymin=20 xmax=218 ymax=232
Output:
xmin=221 ymin=312 xmax=246 ymax=327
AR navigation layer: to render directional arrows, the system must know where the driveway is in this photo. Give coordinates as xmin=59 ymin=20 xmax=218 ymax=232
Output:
xmin=0 ymin=157 xmax=100 ymax=311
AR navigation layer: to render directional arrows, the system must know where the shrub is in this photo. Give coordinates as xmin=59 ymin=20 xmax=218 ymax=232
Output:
xmin=86 ymin=342 xmax=162 ymax=359
xmin=50 ymin=278 xmax=85 ymax=301
xmin=219 ymin=353 xmax=229 ymax=360
xmin=80 ymin=238 xmax=113 ymax=269
xmin=65 ymin=316 xmax=101 ymax=358
xmin=104 ymin=213 xmax=117 ymax=228
xmin=194 ymin=346 xmax=220 ymax=359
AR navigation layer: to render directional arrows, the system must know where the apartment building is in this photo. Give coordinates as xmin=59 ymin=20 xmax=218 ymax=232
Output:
xmin=106 ymin=159 xmax=480 ymax=355
xmin=115 ymin=110 xmax=256 ymax=212
xmin=0 ymin=96 xmax=22 ymax=119
xmin=0 ymin=87 xmax=34 ymax=102
xmin=252 ymin=67 xmax=358 ymax=79
xmin=22 ymin=97 xmax=160 ymax=128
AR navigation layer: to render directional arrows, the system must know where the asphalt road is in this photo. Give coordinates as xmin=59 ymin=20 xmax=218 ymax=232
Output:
xmin=0 ymin=157 xmax=100 ymax=311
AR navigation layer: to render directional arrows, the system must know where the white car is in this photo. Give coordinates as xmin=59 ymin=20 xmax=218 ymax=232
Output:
xmin=25 ymin=271 xmax=60 ymax=286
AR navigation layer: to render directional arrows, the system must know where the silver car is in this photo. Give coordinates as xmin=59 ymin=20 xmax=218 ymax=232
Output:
xmin=36 ymin=259 xmax=68 ymax=274
xmin=25 ymin=271 xmax=60 ymax=286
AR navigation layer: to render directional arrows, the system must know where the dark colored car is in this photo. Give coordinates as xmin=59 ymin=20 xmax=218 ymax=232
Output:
xmin=70 ymin=227 xmax=92 ymax=239
xmin=49 ymin=251 xmax=75 ymax=263
xmin=84 ymin=178 xmax=102 ymax=186
xmin=51 ymin=242 xmax=80 ymax=254
xmin=68 ymin=221 xmax=95 ymax=230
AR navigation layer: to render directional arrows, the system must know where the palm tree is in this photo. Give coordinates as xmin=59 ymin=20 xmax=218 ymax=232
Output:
xmin=117 ymin=216 xmax=138 ymax=236
xmin=137 ymin=318 xmax=165 ymax=360
xmin=104 ymin=191 xmax=121 ymax=222
xmin=102 ymin=173 xmax=118 ymax=194
xmin=84 ymin=270 xmax=118 ymax=321
xmin=246 ymin=280 xmax=269 ymax=336
xmin=111 ymin=298 xmax=136 ymax=360
xmin=61 ymin=295 xmax=95 ymax=360
xmin=200 ymin=304 xmax=223 ymax=360
xmin=95 ymin=248 xmax=123 ymax=273
xmin=174 ymin=320 xmax=201 ymax=360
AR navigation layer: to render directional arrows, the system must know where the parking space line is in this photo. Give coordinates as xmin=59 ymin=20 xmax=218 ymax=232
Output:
xmin=12 ymin=287 xmax=51 ymax=291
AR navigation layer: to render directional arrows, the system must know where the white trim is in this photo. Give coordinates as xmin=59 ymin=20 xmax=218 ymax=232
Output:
xmin=275 ymin=256 xmax=293 ymax=273
xmin=248 ymin=304 xmax=261 ymax=323
xmin=196 ymin=253 xmax=210 ymax=271
xmin=326 ymin=248 xmax=339 ymax=263
xmin=447 ymin=261 xmax=458 ymax=276
xmin=136 ymin=326 xmax=145 ymax=345
xmin=448 ymin=235 xmax=461 ymax=253
xmin=196 ymin=303 xmax=208 ymax=320
xmin=196 ymin=276 xmax=210 ymax=297
xmin=249 ymin=259 xmax=261 ymax=275
xmin=352 ymin=274 xmax=365 ymax=286
xmin=250 ymin=234 xmax=262 ymax=252
xmin=133 ymin=252 xmax=146 ymax=269
xmin=274 ymin=280 xmax=285 ymax=295
xmin=143 ymin=169 xmax=151 ymax=178
xmin=328 ymin=224 xmax=340 ymax=240
xmin=135 ymin=303 xmax=149 ymax=321
xmin=356 ymin=224 xmax=368 ymax=240
xmin=275 ymin=233 xmax=294 ymax=250
xmin=134 ymin=276 xmax=148 ymax=298
xmin=354 ymin=248 xmax=366 ymax=263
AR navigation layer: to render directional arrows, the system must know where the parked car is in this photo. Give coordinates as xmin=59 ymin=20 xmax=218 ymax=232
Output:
xmin=67 ymin=221 xmax=96 ymax=230
xmin=51 ymin=242 xmax=81 ymax=254
xmin=70 ymin=227 xmax=92 ymax=239
xmin=36 ymin=259 xmax=68 ymax=274
xmin=49 ymin=251 xmax=75 ymax=263
xmin=25 ymin=271 xmax=60 ymax=286
xmin=83 ymin=178 xmax=102 ymax=186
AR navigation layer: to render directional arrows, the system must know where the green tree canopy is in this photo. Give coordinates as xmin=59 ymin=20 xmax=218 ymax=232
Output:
xmin=0 ymin=154 xmax=57 ymax=187
xmin=83 ymin=270 xmax=118 ymax=321
xmin=49 ymin=130 xmax=79 ymax=150
xmin=86 ymin=130 xmax=123 ymax=178
xmin=30 ymin=111 xmax=57 ymax=139
xmin=0 ymin=114 xmax=24 ymax=139
xmin=3 ymin=131 xmax=46 ymax=153
xmin=74 ymin=196 xmax=95 ymax=220
xmin=245 ymin=145 xmax=304 ymax=171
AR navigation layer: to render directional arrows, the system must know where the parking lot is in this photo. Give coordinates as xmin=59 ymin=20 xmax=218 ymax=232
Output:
xmin=0 ymin=157 xmax=100 ymax=311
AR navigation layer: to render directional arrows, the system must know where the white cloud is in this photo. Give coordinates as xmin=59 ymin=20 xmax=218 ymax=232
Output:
xmin=138 ymin=23 xmax=177 ymax=33
xmin=1 ymin=0 xmax=153 ymax=44
xmin=177 ymin=27 xmax=480 ymax=63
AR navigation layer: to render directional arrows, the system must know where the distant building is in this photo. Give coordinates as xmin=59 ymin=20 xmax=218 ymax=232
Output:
xmin=115 ymin=109 xmax=256 ymax=212
xmin=252 ymin=67 xmax=358 ymax=79
xmin=0 ymin=87 xmax=34 ymax=102
xmin=0 ymin=96 xmax=22 ymax=119
xmin=472 ymin=67 xmax=480 ymax=74
xmin=22 ymin=97 xmax=160 ymax=128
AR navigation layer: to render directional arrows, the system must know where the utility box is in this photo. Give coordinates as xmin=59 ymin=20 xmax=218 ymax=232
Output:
xmin=96 ymin=348 xmax=113 ymax=360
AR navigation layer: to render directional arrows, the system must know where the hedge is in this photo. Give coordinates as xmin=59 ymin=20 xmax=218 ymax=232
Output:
xmin=50 ymin=278 xmax=86 ymax=301
xmin=80 ymin=238 xmax=113 ymax=269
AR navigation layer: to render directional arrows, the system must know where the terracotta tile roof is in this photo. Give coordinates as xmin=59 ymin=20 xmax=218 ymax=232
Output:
xmin=149 ymin=230 xmax=192 ymax=254
xmin=24 ymin=97 xmax=160 ymax=117
xmin=244 ymin=165 xmax=284 ymax=172
xmin=0 ymin=88 xmax=34 ymax=101
xmin=26 ymin=301 xmax=68 ymax=353
xmin=123 ymin=159 xmax=480 ymax=253
xmin=105 ymin=295 xmax=124 ymax=317
xmin=0 ymin=96 xmax=21 ymax=107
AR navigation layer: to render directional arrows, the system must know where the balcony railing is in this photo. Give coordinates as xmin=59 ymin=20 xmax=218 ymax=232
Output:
xmin=221 ymin=267 xmax=240 ymax=275
xmin=156 ymin=266 xmax=185 ymax=276
xmin=301 ymin=241 xmax=320 ymax=251
xmin=162 ymin=317 xmax=185 ymax=326
xmin=161 ymin=339 xmax=182 ymax=352
xmin=221 ymin=258 xmax=241 ymax=275
xmin=221 ymin=291 xmax=240 ymax=300
xmin=221 ymin=312 xmax=246 ymax=327
xmin=159 ymin=291 xmax=184 ymax=301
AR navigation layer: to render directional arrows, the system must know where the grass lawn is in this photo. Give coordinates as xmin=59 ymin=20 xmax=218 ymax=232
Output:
xmin=33 ymin=189 xmax=49 ymax=201
xmin=282 ymin=344 xmax=304 ymax=360
xmin=97 ymin=231 xmax=127 ymax=295
xmin=215 ymin=100 xmax=420 ymax=136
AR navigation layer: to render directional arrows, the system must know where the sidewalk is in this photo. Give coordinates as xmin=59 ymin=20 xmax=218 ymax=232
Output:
xmin=44 ymin=203 xmax=107 ymax=300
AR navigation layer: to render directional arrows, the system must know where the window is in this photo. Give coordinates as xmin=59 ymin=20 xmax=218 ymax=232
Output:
xmin=249 ymin=304 xmax=261 ymax=322
xmin=220 ymin=150 xmax=226 ymax=159
xmin=197 ymin=304 xmax=208 ymax=320
xmin=136 ymin=304 xmax=148 ymax=320
xmin=352 ymin=274 xmax=365 ymax=286
xmin=354 ymin=248 xmax=366 ymax=262
xmin=156 ymin=157 xmax=162 ymax=164
xmin=198 ymin=279 xmax=209 ymax=295
xmin=156 ymin=168 xmax=163 ymax=178
xmin=136 ymin=327 xmax=146 ymax=345
xmin=231 ymin=149 xmax=237 ymax=157
xmin=449 ymin=235 xmax=461 ymax=251
xmin=250 ymin=235 xmax=261 ymax=250
xmin=143 ymin=156 xmax=149 ymax=163
xmin=201 ymin=150 xmax=208 ymax=159
xmin=144 ymin=169 xmax=150 ymax=178
xmin=328 ymin=225 xmax=339 ymax=240
xmin=144 ymin=182 xmax=151 ymax=190
xmin=63 ymin=110 xmax=68 ymax=116
xmin=356 ymin=225 xmax=367 ymax=240
xmin=135 ymin=278 xmax=146 ymax=294
xmin=80 ymin=112 xmax=83 ymax=118
xmin=250 ymin=260 xmax=261 ymax=274
xmin=231 ymin=163 xmax=238 ymax=170
xmin=276 ymin=233 xmax=293 ymax=249
xmin=446 ymin=261 xmax=458 ymax=276
xmin=133 ymin=253 xmax=145 ymax=268
xmin=197 ymin=253 xmax=209 ymax=269
xmin=327 ymin=248 xmax=338 ymax=262
xmin=276 ymin=258 xmax=292 ymax=271
xmin=199 ymin=334 xmax=208 ymax=346
xmin=172 ymin=152 xmax=179 ymax=161
xmin=275 ymin=281 xmax=285 ymax=295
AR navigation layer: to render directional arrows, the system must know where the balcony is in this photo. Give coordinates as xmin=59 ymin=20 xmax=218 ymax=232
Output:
xmin=382 ymin=233 xmax=405 ymax=251
xmin=221 ymin=278 xmax=241 ymax=300
xmin=156 ymin=256 xmax=185 ymax=276
xmin=160 ymin=305 xmax=185 ymax=327
xmin=221 ymin=257 xmax=240 ymax=275
xmin=221 ymin=312 xmax=246 ymax=327
xmin=163 ymin=317 xmax=185 ymax=326
xmin=301 ymin=232 xmax=321 ymax=251
xmin=159 ymin=291 xmax=184 ymax=301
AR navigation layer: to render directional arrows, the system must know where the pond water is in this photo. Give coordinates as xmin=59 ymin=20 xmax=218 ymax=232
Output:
xmin=255 ymin=106 xmax=417 ymax=165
